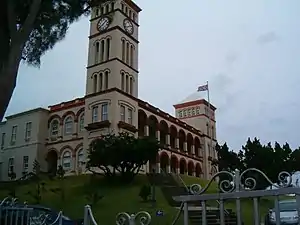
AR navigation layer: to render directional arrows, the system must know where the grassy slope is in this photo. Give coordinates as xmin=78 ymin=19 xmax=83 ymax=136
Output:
xmin=0 ymin=174 xmax=292 ymax=225
xmin=0 ymin=175 xmax=180 ymax=225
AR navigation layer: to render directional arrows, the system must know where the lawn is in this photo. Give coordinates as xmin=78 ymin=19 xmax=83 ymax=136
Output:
xmin=0 ymin=174 xmax=293 ymax=225
xmin=0 ymin=175 xmax=181 ymax=225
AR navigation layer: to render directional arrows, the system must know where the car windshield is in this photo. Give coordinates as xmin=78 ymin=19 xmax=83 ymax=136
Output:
xmin=279 ymin=201 xmax=297 ymax=211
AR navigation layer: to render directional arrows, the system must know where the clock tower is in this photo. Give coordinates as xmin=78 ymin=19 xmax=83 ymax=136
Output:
xmin=84 ymin=0 xmax=142 ymax=142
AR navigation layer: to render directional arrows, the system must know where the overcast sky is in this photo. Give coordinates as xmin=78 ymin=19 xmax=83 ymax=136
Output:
xmin=5 ymin=0 xmax=300 ymax=151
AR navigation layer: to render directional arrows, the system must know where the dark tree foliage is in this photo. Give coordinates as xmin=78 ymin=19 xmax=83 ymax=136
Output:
xmin=87 ymin=132 xmax=160 ymax=182
xmin=0 ymin=0 xmax=111 ymax=121
xmin=216 ymin=138 xmax=299 ymax=191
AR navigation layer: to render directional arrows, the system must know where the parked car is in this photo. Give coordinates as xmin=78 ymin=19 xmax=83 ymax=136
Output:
xmin=0 ymin=203 xmax=83 ymax=225
xmin=265 ymin=199 xmax=299 ymax=225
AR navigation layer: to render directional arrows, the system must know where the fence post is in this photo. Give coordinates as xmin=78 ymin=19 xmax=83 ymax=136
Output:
xmin=84 ymin=205 xmax=90 ymax=225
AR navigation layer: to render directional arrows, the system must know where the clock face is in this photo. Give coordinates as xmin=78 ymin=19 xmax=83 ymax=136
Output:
xmin=97 ymin=17 xmax=110 ymax=31
xmin=123 ymin=19 xmax=134 ymax=35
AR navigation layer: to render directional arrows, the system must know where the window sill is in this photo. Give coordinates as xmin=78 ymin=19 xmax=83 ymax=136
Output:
xmin=85 ymin=120 xmax=111 ymax=131
xmin=118 ymin=121 xmax=137 ymax=133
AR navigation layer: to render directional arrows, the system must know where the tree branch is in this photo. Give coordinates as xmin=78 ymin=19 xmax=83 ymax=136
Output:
xmin=19 ymin=0 xmax=42 ymax=42
xmin=7 ymin=0 xmax=17 ymax=41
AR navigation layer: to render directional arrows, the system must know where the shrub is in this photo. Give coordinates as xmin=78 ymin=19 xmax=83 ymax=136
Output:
xmin=139 ymin=185 xmax=151 ymax=202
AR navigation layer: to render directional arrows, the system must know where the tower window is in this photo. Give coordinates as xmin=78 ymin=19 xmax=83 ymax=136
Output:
xmin=95 ymin=42 xmax=99 ymax=64
xmin=121 ymin=3 xmax=124 ymax=11
xmin=129 ymin=10 xmax=132 ymax=19
xmin=101 ymin=7 xmax=104 ymax=15
xmin=129 ymin=77 xmax=133 ymax=95
xmin=121 ymin=72 xmax=125 ymax=90
xmin=130 ymin=45 xmax=134 ymax=67
xmin=100 ymin=40 xmax=105 ymax=62
xmin=133 ymin=13 xmax=136 ymax=22
xmin=93 ymin=74 xmax=98 ymax=93
xmin=126 ymin=42 xmax=129 ymax=64
xmin=125 ymin=75 xmax=129 ymax=93
xmin=104 ymin=71 xmax=109 ymax=89
xmin=121 ymin=39 xmax=125 ymax=61
xmin=125 ymin=7 xmax=128 ymax=15
xmin=105 ymin=4 xmax=109 ymax=13
xmin=99 ymin=73 xmax=103 ymax=91
xmin=106 ymin=38 xmax=110 ymax=60
xmin=111 ymin=2 xmax=115 ymax=10
xmin=96 ymin=8 xmax=99 ymax=17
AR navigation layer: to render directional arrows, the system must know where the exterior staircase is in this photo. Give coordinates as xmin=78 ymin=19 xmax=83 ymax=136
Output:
xmin=147 ymin=170 xmax=239 ymax=225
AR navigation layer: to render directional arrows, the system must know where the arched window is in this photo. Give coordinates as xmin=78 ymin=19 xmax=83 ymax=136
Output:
xmin=64 ymin=116 xmax=73 ymax=135
xmin=130 ymin=45 xmax=134 ymax=67
xmin=126 ymin=42 xmax=129 ymax=64
xmin=100 ymin=40 xmax=105 ymax=62
xmin=105 ymin=4 xmax=109 ymax=13
xmin=105 ymin=71 xmax=109 ymax=89
xmin=111 ymin=2 xmax=114 ymax=11
xmin=95 ymin=42 xmax=99 ymax=63
xmin=77 ymin=149 xmax=84 ymax=168
xmin=79 ymin=114 xmax=84 ymax=132
xmin=125 ymin=7 xmax=128 ymax=15
xmin=129 ymin=10 xmax=132 ymax=19
xmin=125 ymin=75 xmax=129 ymax=93
xmin=62 ymin=151 xmax=72 ymax=170
xmin=95 ymin=8 xmax=99 ymax=17
xmin=121 ymin=39 xmax=125 ymax=61
xmin=93 ymin=74 xmax=98 ymax=93
xmin=50 ymin=120 xmax=59 ymax=136
xmin=129 ymin=77 xmax=133 ymax=95
xmin=99 ymin=72 xmax=103 ymax=91
xmin=106 ymin=38 xmax=110 ymax=60
xmin=121 ymin=72 xmax=125 ymax=91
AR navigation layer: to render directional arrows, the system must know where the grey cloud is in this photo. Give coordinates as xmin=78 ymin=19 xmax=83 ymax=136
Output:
xmin=225 ymin=52 xmax=238 ymax=65
xmin=257 ymin=31 xmax=279 ymax=45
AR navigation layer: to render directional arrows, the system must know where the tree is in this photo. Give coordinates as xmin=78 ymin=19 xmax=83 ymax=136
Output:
xmin=87 ymin=132 xmax=160 ymax=182
xmin=0 ymin=0 xmax=110 ymax=121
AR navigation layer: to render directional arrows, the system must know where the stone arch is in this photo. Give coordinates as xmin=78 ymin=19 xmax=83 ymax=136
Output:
xmin=169 ymin=125 xmax=177 ymax=149
xmin=46 ymin=149 xmax=58 ymax=174
xmin=75 ymin=107 xmax=85 ymax=122
xmin=179 ymin=158 xmax=187 ymax=174
xmin=187 ymin=133 xmax=194 ymax=155
xmin=148 ymin=115 xmax=158 ymax=138
xmin=195 ymin=163 xmax=202 ymax=177
xmin=159 ymin=120 xmax=169 ymax=146
xmin=178 ymin=129 xmax=186 ymax=152
xmin=62 ymin=111 xmax=76 ymax=121
xmin=138 ymin=109 xmax=147 ymax=136
xmin=60 ymin=145 xmax=74 ymax=155
xmin=160 ymin=151 xmax=169 ymax=172
xmin=194 ymin=137 xmax=201 ymax=157
xmin=48 ymin=114 xmax=62 ymax=127
xmin=170 ymin=155 xmax=178 ymax=173
xmin=187 ymin=161 xmax=194 ymax=176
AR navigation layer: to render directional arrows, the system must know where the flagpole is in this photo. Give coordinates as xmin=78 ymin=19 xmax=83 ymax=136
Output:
xmin=206 ymin=81 xmax=214 ymax=173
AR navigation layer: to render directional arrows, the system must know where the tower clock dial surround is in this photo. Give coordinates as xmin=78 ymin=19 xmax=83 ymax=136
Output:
xmin=97 ymin=16 xmax=110 ymax=31
xmin=123 ymin=18 xmax=134 ymax=35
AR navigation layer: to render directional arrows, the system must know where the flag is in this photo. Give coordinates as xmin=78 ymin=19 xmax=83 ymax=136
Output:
xmin=197 ymin=84 xmax=208 ymax=92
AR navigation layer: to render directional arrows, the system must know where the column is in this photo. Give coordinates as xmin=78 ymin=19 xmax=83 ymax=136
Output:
xmin=156 ymin=162 xmax=160 ymax=173
xmin=175 ymin=138 xmax=179 ymax=149
xmin=176 ymin=167 xmax=180 ymax=174
xmin=166 ymin=134 xmax=170 ymax=146
xmin=183 ymin=142 xmax=187 ymax=152
xmin=144 ymin=125 xmax=149 ymax=136
xmin=167 ymin=164 xmax=171 ymax=173
xmin=156 ymin=130 xmax=160 ymax=141
xmin=191 ymin=145 xmax=195 ymax=155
